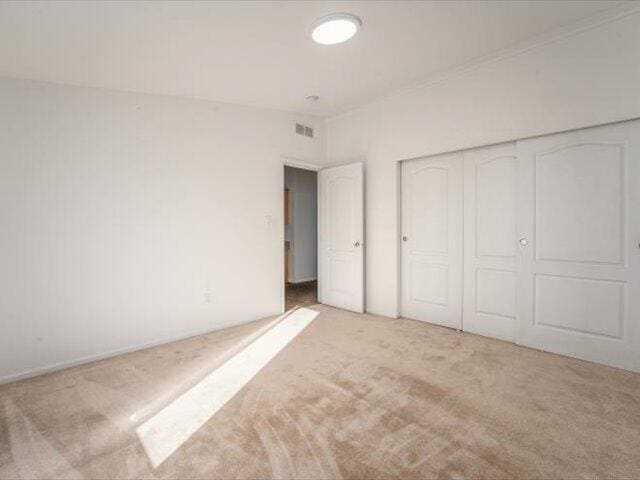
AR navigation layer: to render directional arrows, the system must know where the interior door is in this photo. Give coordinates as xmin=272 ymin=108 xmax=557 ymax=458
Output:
xmin=463 ymin=142 xmax=518 ymax=342
xmin=318 ymin=162 xmax=364 ymax=313
xmin=517 ymin=120 xmax=640 ymax=372
xmin=401 ymin=151 xmax=463 ymax=329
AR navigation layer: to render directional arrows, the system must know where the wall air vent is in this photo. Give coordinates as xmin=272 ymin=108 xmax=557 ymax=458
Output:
xmin=295 ymin=123 xmax=314 ymax=138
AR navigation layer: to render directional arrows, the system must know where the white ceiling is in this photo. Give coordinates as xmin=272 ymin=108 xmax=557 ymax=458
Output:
xmin=0 ymin=1 xmax=632 ymax=117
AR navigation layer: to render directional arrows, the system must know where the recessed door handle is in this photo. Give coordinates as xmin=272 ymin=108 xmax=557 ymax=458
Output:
xmin=402 ymin=236 xmax=408 ymax=242
xmin=354 ymin=241 xmax=361 ymax=247
xmin=519 ymin=238 xmax=529 ymax=246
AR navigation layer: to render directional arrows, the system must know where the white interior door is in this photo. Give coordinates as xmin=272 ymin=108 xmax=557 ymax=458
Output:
xmin=401 ymin=151 xmax=463 ymax=329
xmin=517 ymin=120 xmax=640 ymax=372
xmin=463 ymin=142 xmax=518 ymax=342
xmin=318 ymin=162 xmax=364 ymax=313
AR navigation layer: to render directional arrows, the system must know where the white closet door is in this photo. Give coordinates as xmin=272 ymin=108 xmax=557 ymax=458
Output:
xmin=401 ymin=151 xmax=463 ymax=329
xmin=517 ymin=120 xmax=640 ymax=372
xmin=463 ymin=142 xmax=517 ymax=342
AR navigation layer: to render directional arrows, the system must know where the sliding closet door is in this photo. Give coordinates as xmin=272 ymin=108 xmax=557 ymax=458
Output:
xmin=517 ymin=120 xmax=640 ymax=372
xmin=401 ymin=151 xmax=463 ymax=329
xmin=463 ymin=142 xmax=517 ymax=342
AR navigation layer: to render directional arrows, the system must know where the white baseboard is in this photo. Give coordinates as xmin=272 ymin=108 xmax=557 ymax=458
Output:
xmin=0 ymin=312 xmax=282 ymax=386
xmin=288 ymin=277 xmax=317 ymax=284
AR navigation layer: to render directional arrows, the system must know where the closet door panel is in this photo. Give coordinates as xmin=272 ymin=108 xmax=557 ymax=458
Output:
xmin=401 ymin=151 xmax=463 ymax=329
xmin=463 ymin=142 xmax=518 ymax=341
xmin=517 ymin=120 xmax=640 ymax=372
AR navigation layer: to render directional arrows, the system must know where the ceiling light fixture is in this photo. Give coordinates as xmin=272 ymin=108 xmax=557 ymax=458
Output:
xmin=311 ymin=13 xmax=362 ymax=45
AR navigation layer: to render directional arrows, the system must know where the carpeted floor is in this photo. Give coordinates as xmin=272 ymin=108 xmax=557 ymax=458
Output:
xmin=1 ymin=304 xmax=640 ymax=479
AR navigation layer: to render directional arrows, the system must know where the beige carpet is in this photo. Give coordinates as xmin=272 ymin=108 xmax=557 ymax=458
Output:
xmin=1 ymin=304 xmax=640 ymax=479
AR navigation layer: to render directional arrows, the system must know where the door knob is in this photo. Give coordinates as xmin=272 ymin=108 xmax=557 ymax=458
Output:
xmin=402 ymin=236 xmax=408 ymax=242
xmin=519 ymin=238 xmax=529 ymax=246
xmin=354 ymin=241 xmax=361 ymax=247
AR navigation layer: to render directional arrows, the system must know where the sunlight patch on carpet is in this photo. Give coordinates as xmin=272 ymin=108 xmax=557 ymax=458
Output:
xmin=135 ymin=307 xmax=318 ymax=467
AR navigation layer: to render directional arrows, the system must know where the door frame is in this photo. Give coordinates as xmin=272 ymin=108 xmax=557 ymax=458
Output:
xmin=281 ymin=157 xmax=322 ymax=313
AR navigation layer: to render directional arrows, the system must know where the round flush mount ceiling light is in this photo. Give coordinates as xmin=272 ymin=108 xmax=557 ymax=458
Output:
xmin=311 ymin=13 xmax=362 ymax=45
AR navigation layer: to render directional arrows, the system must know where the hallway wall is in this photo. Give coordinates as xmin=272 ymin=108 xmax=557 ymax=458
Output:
xmin=284 ymin=166 xmax=317 ymax=283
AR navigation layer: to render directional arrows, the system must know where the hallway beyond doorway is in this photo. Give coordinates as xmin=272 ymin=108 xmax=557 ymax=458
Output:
xmin=285 ymin=280 xmax=317 ymax=310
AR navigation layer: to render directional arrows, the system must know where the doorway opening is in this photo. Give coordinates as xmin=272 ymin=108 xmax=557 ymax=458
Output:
xmin=284 ymin=165 xmax=318 ymax=310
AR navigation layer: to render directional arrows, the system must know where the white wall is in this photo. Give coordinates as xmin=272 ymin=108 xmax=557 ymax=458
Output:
xmin=0 ymin=77 xmax=326 ymax=382
xmin=326 ymin=9 xmax=640 ymax=318
xmin=284 ymin=166 xmax=317 ymax=283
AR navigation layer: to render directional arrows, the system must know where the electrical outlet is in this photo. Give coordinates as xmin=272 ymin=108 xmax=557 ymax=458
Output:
xmin=204 ymin=287 xmax=215 ymax=304
xmin=265 ymin=214 xmax=274 ymax=228
xmin=204 ymin=280 xmax=214 ymax=305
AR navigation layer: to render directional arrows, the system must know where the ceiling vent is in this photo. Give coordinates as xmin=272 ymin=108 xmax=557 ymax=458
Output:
xmin=295 ymin=123 xmax=314 ymax=138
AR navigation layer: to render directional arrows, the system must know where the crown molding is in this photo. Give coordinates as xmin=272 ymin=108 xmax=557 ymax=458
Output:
xmin=326 ymin=4 xmax=640 ymax=124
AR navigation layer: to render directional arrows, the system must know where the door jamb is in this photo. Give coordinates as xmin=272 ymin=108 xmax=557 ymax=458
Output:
xmin=396 ymin=160 xmax=403 ymax=319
